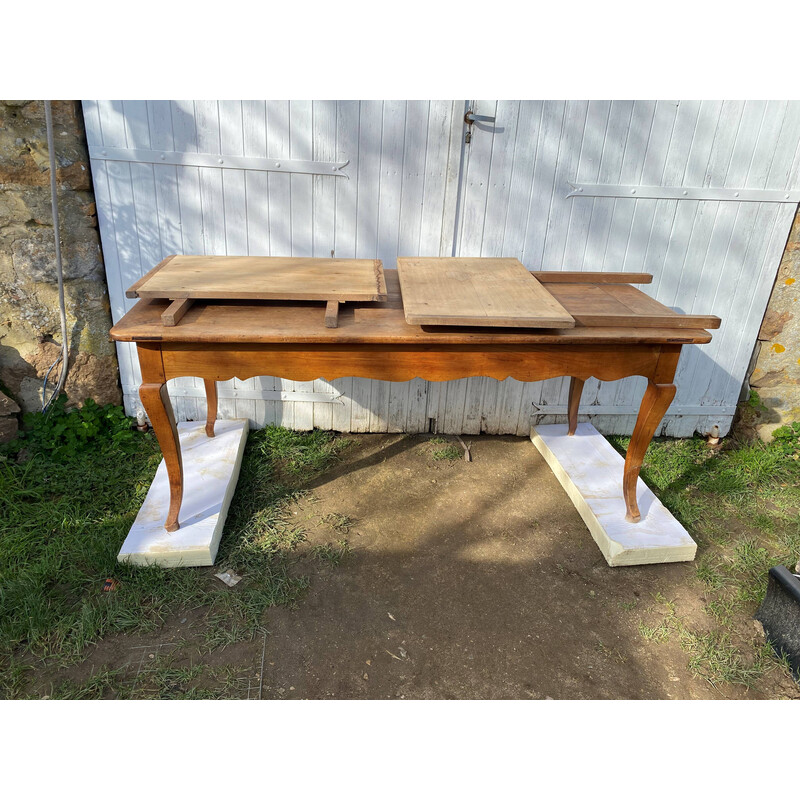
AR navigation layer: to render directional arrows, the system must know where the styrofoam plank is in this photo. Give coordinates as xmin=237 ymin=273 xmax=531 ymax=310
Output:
xmin=530 ymin=422 xmax=696 ymax=567
xmin=119 ymin=420 xmax=248 ymax=567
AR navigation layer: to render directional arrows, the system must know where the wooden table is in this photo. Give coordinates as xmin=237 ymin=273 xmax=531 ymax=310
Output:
xmin=111 ymin=270 xmax=716 ymax=532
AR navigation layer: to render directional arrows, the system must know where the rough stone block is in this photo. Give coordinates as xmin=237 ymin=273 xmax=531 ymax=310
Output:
xmin=0 ymin=416 xmax=18 ymax=443
xmin=0 ymin=391 xmax=20 ymax=415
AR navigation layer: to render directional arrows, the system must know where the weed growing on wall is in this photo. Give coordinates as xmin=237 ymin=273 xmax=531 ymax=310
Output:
xmin=2 ymin=395 xmax=138 ymax=462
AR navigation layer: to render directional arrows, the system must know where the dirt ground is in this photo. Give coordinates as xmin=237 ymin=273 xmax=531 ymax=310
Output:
xmin=43 ymin=433 xmax=800 ymax=700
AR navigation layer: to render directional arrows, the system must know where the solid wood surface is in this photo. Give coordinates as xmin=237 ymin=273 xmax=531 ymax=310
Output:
xmin=396 ymin=257 xmax=575 ymax=328
xmin=567 ymin=377 xmax=584 ymax=435
xmin=546 ymin=283 xmax=721 ymax=329
xmin=127 ymin=255 xmax=388 ymax=303
xmin=111 ymin=272 xmax=713 ymax=346
xmin=532 ymin=272 xmax=652 ymax=284
xmin=203 ymin=379 xmax=217 ymax=437
xmin=161 ymin=298 xmax=194 ymax=327
xmin=137 ymin=344 xmax=183 ymax=532
xmin=158 ymin=342 xmax=679 ymax=385
xmin=324 ymin=300 xmax=340 ymax=329
xmin=125 ymin=255 xmax=176 ymax=298
xmin=623 ymin=382 xmax=678 ymax=522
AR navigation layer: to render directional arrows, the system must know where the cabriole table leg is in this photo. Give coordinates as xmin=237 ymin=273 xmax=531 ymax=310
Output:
xmin=567 ymin=377 xmax=585 ymax=436
xmin=623 ymin=381 xmax=676 ymax=523
xmin=139 ymin=382 xmax=184 ymax=532
xmin=204 ymin=379 xmax=217 ymax=437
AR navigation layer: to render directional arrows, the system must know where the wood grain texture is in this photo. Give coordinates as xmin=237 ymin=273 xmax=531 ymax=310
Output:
xmin=159 ymin=342 xmax=669 ymax=384
xmin=203 ymin=379 xmax=217 ymax=437
xmin=137 ymin=344 xmax=183 ymax=532
xmin=161 ymin=298 xmax=194 ymax=327
xmin=128 ymin=255 xmax=388 ymax=302
xmin=324 ymin=300 xmax=339 ymax=329
xmin=623 ymin=381 xmax=678 ymax=522
xmin=125 ymin=255 xmax=176 ymax=299
xmin=110 ymin=270 xmax=714 ymax=346
xmin=546 ymin=283 xmax=722 ymax=329
xmin=533 ymin=272 xmax=652 ymax=284
xmin=567 ymin=377 xmax=585 ymax=435
xmin=112 ymin=300 xmax=713 ymax=345
xmin=397 ymin=257 xmax=575 ymax=328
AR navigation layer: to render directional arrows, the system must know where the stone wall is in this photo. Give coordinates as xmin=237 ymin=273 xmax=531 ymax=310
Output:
xmin=0 ymin=100 xmax=121 ymax=437
xmin=750 ymin=208 xmax=800 ymax=433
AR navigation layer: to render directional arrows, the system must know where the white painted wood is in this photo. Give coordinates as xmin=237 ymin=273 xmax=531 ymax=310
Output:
xmin=289 ymin=100 xmax=316 ymax=431
xmin=123 ymin=385 xmax=342 ymax=403
xmin=241 ymin=101 xmax=274 ymax=426
xmin=265 ymin=101 xmax=294 ymax=429
xmin=566 ymin=184 xmax=800 ymax=202
xmin=88 ymin=146 xmax=349 ymax=176
xmin=531 ymin=423 xmax=697 ymax=566
xmin=118 ymin=420 xmax=248 ymax=568
xmin=85 ymin=100 xmax=800 ymax=437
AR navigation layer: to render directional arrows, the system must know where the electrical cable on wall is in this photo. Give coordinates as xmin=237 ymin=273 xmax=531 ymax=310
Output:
xmin=41 ymin=100 xmax=69 ymax=413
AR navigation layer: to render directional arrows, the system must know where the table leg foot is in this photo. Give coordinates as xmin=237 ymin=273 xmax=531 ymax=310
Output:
xmin=567 ymin=377 xmax=584 ymax=436
xmin=204 ymin=379 xmax=217 ymax=437
xmin=140 ymin=382 xmax=183 ymax=532
xmin=623 ymin=381 xmax=676 ymax=523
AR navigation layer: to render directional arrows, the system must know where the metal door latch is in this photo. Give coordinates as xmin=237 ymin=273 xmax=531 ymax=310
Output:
xmin=464 ymin=108 xmax=497 ymax=143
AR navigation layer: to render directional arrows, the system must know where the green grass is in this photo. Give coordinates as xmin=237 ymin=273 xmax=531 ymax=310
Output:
xmin=310 ymin=539 xmax=351 ymax=567
xmin=610 ymin=414 xmax=800 ymax=688
xmin=431 ymin=444 xmax=462 ymax=461
xmin=427 ymin=436 xmax=463 ymax=462
xmin=681 ymin=631 xmax=774 ymax=688
xmin=0 ymin=408 xmax=350 ymax=694
xmin=44 ymin=658 xmax=251 ymax=700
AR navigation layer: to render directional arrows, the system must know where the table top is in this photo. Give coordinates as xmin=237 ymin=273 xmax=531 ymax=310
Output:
xmin=396 ymin=257 xmax=575 ymax=328
xmin=111 ymin=271 xmax=714 ymax=346
xmin=126 ymin=255 xmax=388 ymax=302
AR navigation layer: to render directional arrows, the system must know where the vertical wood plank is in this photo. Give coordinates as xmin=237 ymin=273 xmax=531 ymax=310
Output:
xmin=329 ymin=100 xmax=361 ymax=432
xmin=219 ymin=100 xmax=256 ymax=423
xmin=480 ymin=101 xmax=522 ymax=258
xmin=419 ymin=101 xmax=454 ymax=257
xmin=458 ymin=101 xmax=497 ymax=256
xmin=311 ymin=101 xmax=338 ymax=429
xmin=355 ymin=101 xmax=382 ymax=259
xmin=265 ymin=100 xmax=294 ymax=427
xmin=289 ymin=100 xmax=316 ymax=429
xmin=241 ymin=101 xmax=275 ymax=427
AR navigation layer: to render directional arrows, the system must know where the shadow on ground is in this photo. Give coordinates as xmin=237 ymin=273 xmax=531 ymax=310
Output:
xmin=42 ymin=433 xmax=800 ymax=700
xmin=250 ymin=434 xmax=796 ymax=700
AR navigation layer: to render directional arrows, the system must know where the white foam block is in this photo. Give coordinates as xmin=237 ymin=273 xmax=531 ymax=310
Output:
xmin=530 ymin=422 xmax=696 ymax=567
xmin=118 ymin=420 xmax=248 ymax=568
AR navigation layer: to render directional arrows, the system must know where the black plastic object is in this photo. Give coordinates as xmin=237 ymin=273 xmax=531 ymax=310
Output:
xmin=755 ymin=565 xmax=800 ymax=679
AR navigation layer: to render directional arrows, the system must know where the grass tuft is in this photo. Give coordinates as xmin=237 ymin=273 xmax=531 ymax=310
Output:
xmin=613 ymin=420 xmax=800 ymax=689
xmin=311 ymin=539 xmax=351 ymax=567
xmin=431 ymin=444 xmax=462 ymax=461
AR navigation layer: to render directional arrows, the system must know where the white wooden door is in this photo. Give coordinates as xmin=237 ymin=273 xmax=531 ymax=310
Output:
xmin=450 ymin=100 xmax=800 ymax=436
xmin=84 ymin=100 xmax=800 ymax=436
